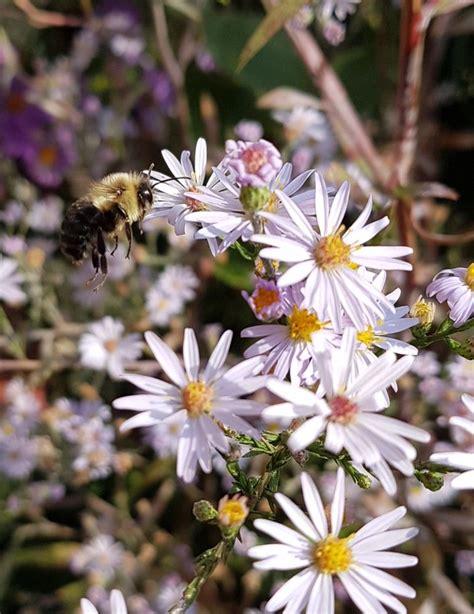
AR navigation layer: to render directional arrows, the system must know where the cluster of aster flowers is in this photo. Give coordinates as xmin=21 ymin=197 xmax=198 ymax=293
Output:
xmin=98 ymin=136 xmax=474 ymax=613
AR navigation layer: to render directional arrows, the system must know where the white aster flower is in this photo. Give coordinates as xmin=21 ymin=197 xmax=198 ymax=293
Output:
xmin=78 ymin=316 xmax=143 ymax=379
xmin=147 ymin=137 xmax=228 ymax=254
xmin=430 ymin=394 xmax=474 ymax=490
xmin=427 ymin=264 xmax=474 ymax=327
xmin=157 ymin=264 xmax=199 ymax=302
xmin=113 ymin=329 xmax=266 ymax=483
xmin=81 ymin=589 xmax=127 ymax=614
xmin=0 ymin=256 xmax=26 ymax=305
xmin=273 ymin=106 xmax=328 ymax=145
xmin=71 ymin=535 xmax=124 ymax=582
xmin=188 ymin=162 xmax=316 ymax=254
xmin=249 ymin=469 xmax=418 ymax=614
xmin=321 ymin=0 xmax=361 ymax=21
xmin=242 ymin=283 xmax=337 ymax=385
xmin=145 ymin=284 xmax=184 ymax=327
xmin=252 ymin=174 xmax=413 ymax=329
xmin=263 ymin=328 xmax=430 ymax=495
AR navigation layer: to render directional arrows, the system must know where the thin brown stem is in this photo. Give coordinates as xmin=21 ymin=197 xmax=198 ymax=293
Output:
xmin=151 ymin=0 xmax=191 ymax=148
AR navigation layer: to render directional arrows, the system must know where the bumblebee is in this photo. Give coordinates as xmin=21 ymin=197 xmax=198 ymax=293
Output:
xmin=60 ymin=171 xmax=154 ymax=287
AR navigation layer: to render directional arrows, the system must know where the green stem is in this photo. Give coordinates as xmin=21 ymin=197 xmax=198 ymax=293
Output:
xmin=0 ymin=305 xmax=25 ymax=359
xmin=410 ymin=317 xmax=474 ymax=348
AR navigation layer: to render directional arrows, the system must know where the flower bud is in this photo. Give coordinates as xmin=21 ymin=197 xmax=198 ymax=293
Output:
xmin=193 ymin=499 xmax=218 ymax=523
xmin=218 ymin=494 xmax=249 ymax=529
xmin=240 ymin=186 xmax=271 ymax=214
xmin=410 ymin=295 xmax=435 ymax=336
xmin=458 ymin=336 xmax=474 ymax=360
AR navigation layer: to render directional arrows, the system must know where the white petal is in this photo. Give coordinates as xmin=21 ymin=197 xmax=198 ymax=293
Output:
xmin=354 ymin=564 xmax=416 ymax=598
xmin=275 ymin=493 xmax=319 ymax=542
xmin=301 ymin=472 xmax=328 ymax=539
xmin=204 ymin=330 xmax=233 ymax=382
xmin=306 ymin=572 xmax=325 ymax=614
xmin=276 ymin=189 xmax=315 ymax=242
xmin=355 ymin=552 xmax=418 ymax=568
xmin=327 ymin=181 xmax=349 ymax=232
xmin=80 ymin=599 xmax=99 ymax=614
xmin=278 ymin=260 xmax=314 ymax=287
xmin=330 ymin=467 xmax=345 ymax=536
xmin=183 ymin=328 xmax=200 ymax=381
xmin=253 ymin=553 xmax=311 ymax=571
xmin=288 ymin=415 xmax=327 ymax=452
xmin=314 ymin=172 xmax=329 ymax=235
xmin=351 ymin=506 xmax=407 ymax=546
xmin=253 ymin=519 xmax=310 ymax=549
xmin=353 ymin=528 xmax=418 ymax=554
xmin=452 ymin=470 xmax=474 ymax=490
xmin=347 ymin=569 xmax=407 ymax=613
xmin=113 ymin=394 xmax=176 ymax=413
xmin=145 ymin=331 xmax=186 ymax=387
xmin=338 ymin=572 xmax=387 ymax=614
xmin=265 ymin=567 xmax=315 ymax=612
xmin=266 ymin=378 xmax=318 ymax=406
xmin=110 ymin=590 xmax=128 ymax=614
xmin=121 ymin=373 xmax=176 ymax=395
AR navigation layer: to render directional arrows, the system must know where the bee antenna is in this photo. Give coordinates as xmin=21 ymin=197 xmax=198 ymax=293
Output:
xmin=150 ymin=176 xmax=191 ymax=190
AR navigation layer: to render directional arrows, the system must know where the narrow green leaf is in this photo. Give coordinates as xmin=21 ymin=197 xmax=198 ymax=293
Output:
xmin=237 ymin=0 xmax=308 ymax=72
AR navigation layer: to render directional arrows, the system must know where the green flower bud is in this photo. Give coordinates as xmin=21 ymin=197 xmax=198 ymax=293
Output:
xmin=457 ymin=336 xmax=474 ymax=360
xmin=240 ymin=186 xmax=271 ymax=214
xmin=414 ymin=469 xmax=445 ymax=492
xmin=193 ymin=499 xmax=218 ymax=522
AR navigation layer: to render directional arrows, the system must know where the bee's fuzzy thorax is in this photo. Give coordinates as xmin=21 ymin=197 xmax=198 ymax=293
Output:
xmin=88 ymin=172 xmax=143 ymax=222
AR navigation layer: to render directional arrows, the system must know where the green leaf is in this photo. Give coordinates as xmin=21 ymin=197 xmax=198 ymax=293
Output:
xmin=237 ymin=0 xmax=309 ymax=72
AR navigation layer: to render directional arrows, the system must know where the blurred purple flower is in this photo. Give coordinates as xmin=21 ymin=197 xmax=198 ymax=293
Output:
xmin=0 ymin=77 xmax=50 ymax=159
xmin=223 ymin=139 xmax=282 ymax=188
xmin=21 ymin=125 xmax=76 ymax=188
xmin=144 ymin=67 xmax=175 ymax=114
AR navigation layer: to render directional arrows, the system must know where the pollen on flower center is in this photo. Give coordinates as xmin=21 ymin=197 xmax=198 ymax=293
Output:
xmin=464 ymin=263 xmax=474 ymax=290
xmin=185 ymin=185 xmax=207 ymax=211
xmin=313 ymin=535 xmax=353 ymax=574
xmin=38 ymin=145 xmax=58 ymax=167
xmin=253 ymin=286 xmax=280 ymax=314
xmin=104 ymin=338 xmax=119 ymax=352
xmin=314 ymin=230 xmax=352 ymax=270
xmin=218 ymin=494 xmax=249 ymax=528
xmin=241 ymin=147 xmax=267 ymax=173
xmin=329 ymin=395 xmax=358 ymax=424
xmin=182 ymin=381 xmax=213 ymax=417
xmin=287 ymin=306 xmax=327 ymax=343
xmin=357 ymin=325 xmax=375 ymax=347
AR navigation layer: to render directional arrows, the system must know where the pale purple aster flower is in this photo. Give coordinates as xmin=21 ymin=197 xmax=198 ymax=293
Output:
xmin=234 ymin=120 xmax=264 ymax=142
xmin=249 ymin=469 xmax=418 ymax=613
xmin=144 ymin=66 xmax=175 ymax=113
xmin=456 ymin=550 xmax=474 ymax=576
xmin=81 ymin=589 xmax=128 ymax=614
xmin=27 ymin=195 xmax=63 ymax=233
xmin=78 ymin=316 xmax=143 ymax=379
xmin=157 ymin=264 xmax=199 ymax=302
xmin=242 ymin=284 xmax=338 ymax=385
xmin=323 ymin=18 xmax=347 ymax=45
xmin=0 ymin=200 xmax=25 ymax=225
xmin=0 ymin=234 xmax=27 ymax=255
xmin=0 ymin=434 xmax=38 ymax=479
xmin=223 ymin=139 xmax=282 ymax=188
xmin=0 ymin=256 xmax=26 ymax=305
xmin=147 ymin=137 xmax=228 ymax=254
xmin=72 ymin=535 xmax=124 ymax=582
xmin=427 ymin=264 xmax=474 ymax=327
xmin=447 ymin=356 xmax=474 ymax=394
xmin=411 ymin=350 xmax=440 ymax=378
xmin=321 ymin=0 xmax=361 ymax=21
xmin=113 ymin=329 xmax=266 ymax=483
xmin=242 ymin=277 xmax=284 ymax=322
xmin=431 ymin=394 xmax=474 ymax=490
xmin=189 ymin=162 xmax=316 ymax=254
xmin=145 ymin=284 xmax=183 ymax=327
xmin=252 ymin=173 xmax=413 ymax=329
xmin=273 ymin=107 xmax=327 ymax=145
xmin=263 ymin=328 xmax=430 ymax=495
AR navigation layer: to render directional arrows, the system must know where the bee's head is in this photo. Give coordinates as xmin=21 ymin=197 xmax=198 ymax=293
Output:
xmin=137 ymin=172 xmax=154 ymax=212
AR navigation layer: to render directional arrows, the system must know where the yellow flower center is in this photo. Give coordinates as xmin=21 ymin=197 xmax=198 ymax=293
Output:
xmin=182 ymin=381 xmax=213 ymax=417
xmin=314 ymin=229 xmax=352 ymax=270
xmin=287 ymin=306 xmax=328 ymax=343
xmin=410 ymin=297 xmax=435 ymax=325
xmin=464 ymin=263 xmax=474 ymax=291
xmin=265 ymin=192 xmax=279 ymax=213
xmin=253 ymin=286 xmax=280 ymax=315
xmin=38 ymin=145 xmax=58 ymax=167
xmin=329 ymin=395 xmax=358 ymax=424
xmin=313 ymin=535 xmax=353 ymax=574
xmin=357 ymin=325 xmax=376 ymax=348
xmin=242 ymin=148 xmax=267 ymax=173
xmin=219 ymin=499 xmax=248 ymax=527
xmin=185 ymin=185 xmax=207 ymax=211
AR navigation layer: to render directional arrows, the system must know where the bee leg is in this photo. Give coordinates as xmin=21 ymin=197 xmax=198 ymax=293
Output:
xmin=92 ymin=229 xmax=108 ymax=292
xmin=125 ymin=223 xmax=132 ymax=259
xmin=86 ymin=246 xmax=101 ymax=286
xmin=110 ymin=234 xmax=119 ymax=256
